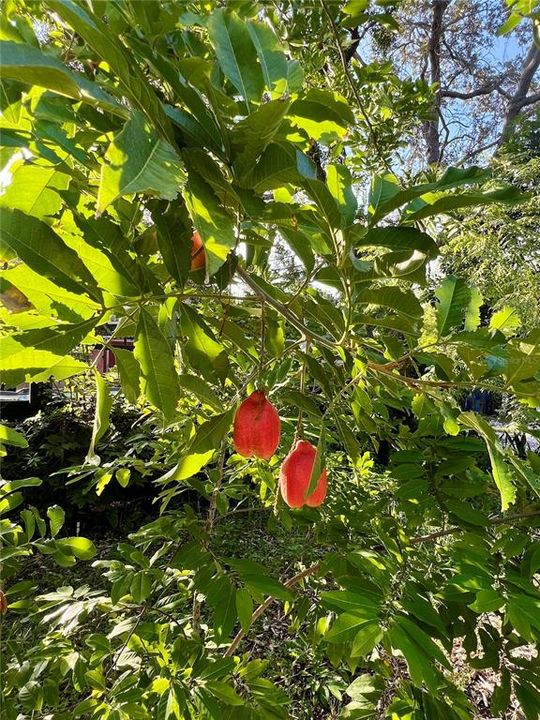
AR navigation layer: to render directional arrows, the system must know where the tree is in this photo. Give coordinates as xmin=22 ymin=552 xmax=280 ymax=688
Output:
xmin=1 ymin=1 xmax=539 ymax=719
xmin=287 ymin=0 xmax=540 ymax=167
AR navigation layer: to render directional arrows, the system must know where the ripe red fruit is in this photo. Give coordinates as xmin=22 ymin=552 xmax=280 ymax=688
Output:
xmin=279 ymin=439 xmax=327 ymax=509
xmin=190 ymin=231 xmax=205 ymax=271
xmin=233 ymin=391 xmax=281 ymax=460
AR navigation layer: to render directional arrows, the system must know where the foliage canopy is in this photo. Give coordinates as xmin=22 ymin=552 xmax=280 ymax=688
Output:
xmin=1 ymin=1 xmax=539 ymax=719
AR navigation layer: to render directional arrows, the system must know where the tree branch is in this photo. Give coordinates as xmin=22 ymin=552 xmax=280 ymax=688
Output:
xmin=499 ymin=34 xmax=540 ymax=144
xmin=441 ymin=83 xmax=496 ymax=99
xmin=223 ymin=510 xmax=540 ymax=658
xmin=319 ymin=0 xmax=391 ymax=171
xmin=235 ymin=265 xmax=339 ymax=350
xmin=513 ymin=91 xmax=540 ymax=110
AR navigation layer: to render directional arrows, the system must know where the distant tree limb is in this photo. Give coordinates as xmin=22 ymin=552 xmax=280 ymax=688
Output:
xmin=441 ymin=82 xmax=497 ymax=99
xmin=499 ymin=33 xmax=540 ymax=144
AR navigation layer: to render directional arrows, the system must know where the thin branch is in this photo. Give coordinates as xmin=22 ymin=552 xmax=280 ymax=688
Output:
xmin=224 ymin=563 xmax=321 ymax=657
xmin=223 ymin=509 xmax=540 ymax=658
xmin=236 ymin=265 xmax=339 ymax=350
xmin=457 ymin=139 xmax=499 ymax=165
xmin=319 ymin=0 xmax=391 ymax=172
xmin=499 ymin=35 xmax=540 ymax=143
xmin=441 ymin=83 xmax=497 ymax=100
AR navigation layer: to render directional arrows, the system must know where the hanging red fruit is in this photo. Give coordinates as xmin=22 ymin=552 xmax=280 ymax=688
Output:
xmin=279 ymin=439 xmax=327 ymax=509
xmin=233 ymin=391 xmax=281 ymax=460
xmin=190 ymin=231 xmax=205 ymax=271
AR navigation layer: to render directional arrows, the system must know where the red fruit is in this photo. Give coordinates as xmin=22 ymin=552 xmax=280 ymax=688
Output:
xmin=279 ymin=439 xmax=327 ymax=509
xmin=233 ymin=391 xmax=281 ymax=460
xmin=190 ymin=231 xmax=205 ymax=271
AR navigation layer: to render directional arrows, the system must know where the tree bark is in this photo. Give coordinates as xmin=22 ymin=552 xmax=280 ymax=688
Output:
xmin=499 ymin=28 xmax=540 ymax=145
xmin=423 ymin=0 xmax=451 ymax=164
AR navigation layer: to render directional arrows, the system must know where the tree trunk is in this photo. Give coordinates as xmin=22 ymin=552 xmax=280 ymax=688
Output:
xmin=423 ymin=0 xmax=450 ymax=164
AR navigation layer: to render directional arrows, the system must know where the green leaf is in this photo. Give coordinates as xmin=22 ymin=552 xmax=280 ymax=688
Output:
xmin=235 ymin=588 xmax=253 ymax=634
xmin=403 ymin=185 xmax=523 ymax=222
xmin=49 ymin=0 xmax=173 ymax=141
xmin=190 ymin=408 xmax=235 ymax=456
xmin=387 ymin=621 xmax=440 ymax=693
xmin=211 ymin=576 xmax=237 ymax=643
xmin=491 ymin=668 xmax=511 ymax=716
xmin=401 ymin=590 xmax=448 ymax=636
xmin=348 ymin=225 xmax=435 ymax=255
xmin=306 ymin=425 xmax=326 ymax=497
xmin=1 ymin=264 xmax=100 ymax=322
xmin=303 ymin=178 xmax=342 ymax=231
xmin=134 ymin=309 xmax=179 ymax=422
xmin=288 ymin=89 xmax=354 ymax=142
xmin=178 ymin=305 xmax=229 ymax=383
xmin=320 ymin=590 xmax=380 ymax=614
xmin=86 ymin=371 xmax=112 ymax=465
xmin=246 ymin=20 xmax=298 ymax=97
xmin=206 ymin=681 xmax=244 ymax=707
xmin=489 ymin=306 xmax=521 ymax=336
xmin=0 ymin=163 xmax=70 ymax=220
xmin=178 ymin=374 xmax=222 ymax=410
xmin=515 ymin=681 xmax=540 ymax=720
xmin=97 ymin=111 xmax=185 ymax=213
xmin=59 ymin=214 xmax=141 ymax=298
xmin=505 ymin=329 xmax=540 ymax=388
xmin=60 ymin=536 xmax=97 ymax=560
xmin=116 ymin=468 xmax=131 ymax=488
xmin=0 ymin=317 xmax=98 ymax=376
xmin=0 ymin=491 xmax=24 ymax=516
xmin=325 ymin=614 xmax=378 ymax=644
xmin=182 ymin=170 xmax=236 ymax=277
xmin=0 ymin=40 xmax=124 ymax=116
xmin=232 ymin=99 xmax=291 ymax=181
xmin=0 ymin=337 xmax=90 ymax=385
xmin=459 ymin=412 xmax=516 ymax=511
xmin=468 ymin=589 xmax=504 ymax=613
xmin=507 ymin=456 xmax=540 ymax=499
xmin=464 ymin=287 xmax=483 ymax=331
xmin=369 ymin=166 xmax=491 ymax=223
xmin=435 ymin=276 xmax=472 ymax=336
xmin=47 ymin=505 xmax=65 ymax=538
xmin=0 ymin=425 xmax=28 ymax=448
xmin=0 ymin=209 xmax=100 ymax=300
xmin=207 ymin=9 xmax=264 ymax=108
xmin=350 ymin=620 xmax=383 ymax=658
xmin=243 ymin=575 xmax=293 ymax=602
xmin=445 ymin=498 xmax=489 ymax=527
xmin=355 ymin=286 xmax=423 ymax=318
xmin=112 ymin=347 xmax=140 ymax=405
xmin=162 ymin=408 xmax=234 ymax=482
xmin=130 ymin=571 xmax=152 ymax=603
xmin=152 ymin=209 xmax=191 ymax=288
xmin=248 ymin=142 xmax=317 ymax=192
xmin=326 ymin=164 xmax=357 ymax=227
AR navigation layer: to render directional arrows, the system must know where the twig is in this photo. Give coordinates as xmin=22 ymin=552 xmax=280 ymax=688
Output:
xmin=295 ymin=339 xmax=310 ymax=439
xmin=193 ymin=438 xmax=229 ymax=634
xmin=236 ymin=265 xmax=339 ymax=350
xmin=319 ymin=0 xmax=392 ymax=172
xmin=224 ymin=562 xmax=321 ymax=657
xmin=223 ymin=510 xmax=540 ymax=658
